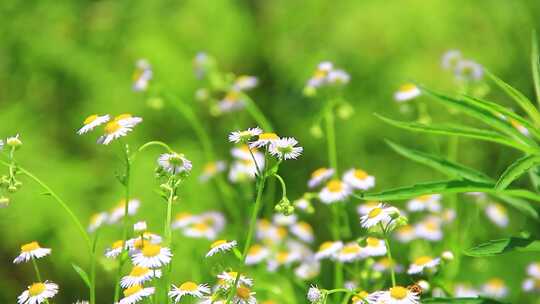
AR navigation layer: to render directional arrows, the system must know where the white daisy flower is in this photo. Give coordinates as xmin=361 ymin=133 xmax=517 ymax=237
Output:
xmin=455 ymin=59 xmax=483 ymax=82
xmin=343 ymin=168 xmax=375 ymax=190
xmin=217 ymin=271 xmax=253 ymax=287
xmin=319 ymin=180 xmax=352 ymax=204
xmin=199 ymin=161 xmax=227 ymax=182
xmin=132 ymin=59 xmax=153 ymax=92
xmin=270 ymin=250 xmax=301 ymax=269
xmin=455 ymin=284 xmax=480 ymax=297
xmin=363 ymin=237 xmax=387 ymax=257
xmin=232 ymin=285 xmax=257 ymax=304
xmin=406 ymin=194 xmax=442 ymax=213
xmin=360 ymin=203 xmax=396 ymax=229
xmin=206 ymin=240 xmax=237 ymax=257
xmin=357 ymin=201 xmax=380 ymax=215
xmin=441 ymin=208 xmax=456 ymax=223
xmin=522 ymin=277 xmax=540 ymax=292
xmin=231 ymin=144 xmax=264 ymax=161
xmin=158 ymin=153 xmax=192 ymax=175
xmin=131 ymin=244 xmax=172 ymax=268
xmin=368 ymin=286 xmax=420 ymax=304
xmin=133 ymin=221 xmax=147 ymax=232
xmin=441 ymin=50 xmax=462 ymax=70
xmin=228 ymin=160 xmax=259 ymax=182
xmin=126 ymin=232 xmax=162 ymax=251
xmin=184 ymin=222 xmax=217 ymax=240
xmin=394 ymin=83 xmax=421 ymax=102
xmin=315 ymin=241 xmax=343 ymax=260
xmin=290 ymin=221 xmax=314 ymax=243
xmin=308 ymin=167 xmax=335 ymax=188
xmin=414 ymin=218 xmax=443 ymax=241
xmin=272 ymin=213 xmax=297 ymax=226
xmin=105 ymin=240 xmax=125 ymax=258
xmin=118 ymin=285 xmax=154 ymax=304
xmin=219 ymin=91 xmax=246 ymax=113
xmin=88 ymin=212 xmax=108 ymax=232
xmin=336 ymin=243 xmax=365 ymax=263
xmin=250 ymin=132 xmax=280 ymax=149
xmin=169 ymin=282 xmax=210 ymax=302
xmin=77 ymin=114 xmax=110 ymax=135
xmin=13 ymin=241 xmax=51 ymax=264
xmin=228 ymin=127 xmax=263 ymax=144
xmin=18 ymin=281 xmax=59 ymax=304
xmin=485 ymin=203 xmax=509 ymax=227
xmin=6 ymin=134 xmax=22 ymax=148
xmin=108 ymin=199 xmax=141 ymax=224
xmin=172 ymin=212 xmax=195 ymax=229
xmin=97 ymin=114 xmax=142 ymax=145
xmin=199 ymin=211 xmax=226 ymax=232
xmin=482 ymin=278 xmax=508 ymax=298
xmin=269 ymin=137 xmax=303 ymax=160
xmin=373 ymin=257 xmax=403 ymax=273
xmin=233 ymin=75 xmax=258 ymax=91
xmin=294 ymin=197 xmax=314 ymax=213
xmin=327 ymin=69 xmax=350 ymax=85
xmin=527 ymin=262 xmax=540 ymax=279
xmin=295 ymin=260 xmax=320 ymax=280
xmin=307 ymin=285 xmax=323 ymax=303
xmin=245 ymin=244 xmax=270 ymax=265
xmin=120 ymin=266 xmax=161 ymax=288
xmin=407 ymin=256 xmax=441 ymax=275
xmin=394 ymin=225 xmax=416 ymax=243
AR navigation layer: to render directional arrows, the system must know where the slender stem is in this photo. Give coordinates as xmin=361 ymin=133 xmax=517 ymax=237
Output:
xmin=31 ymin=258 xmax=42 ymax=282
xmin=90 ymin=230 xmax=100 ymax=304
xmin=137 ymin=141 xmax=174 ymax=154
xmin=248 ymin=147 xmax=262 ymax=176
xmin=324 ymin=107 xmax=338 ymax=175
xmin=273 ymin=174 xmax=286 ymax=198
xmin=380 ymin=223 xmax=396 ymax=287
xmin=241 ymin=93 xmax=273 ymax=132
xmin=164 ymin=178 xmax=176 ymax=246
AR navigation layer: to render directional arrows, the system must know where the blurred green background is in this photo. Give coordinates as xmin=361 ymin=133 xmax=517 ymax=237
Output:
xmin=1 ymin=0 xmax=540 ymax=302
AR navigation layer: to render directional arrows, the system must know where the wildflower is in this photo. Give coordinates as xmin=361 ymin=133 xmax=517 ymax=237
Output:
xmin=199 ymin=161 xmax=227 ymax=182
xmin=273 ymin=213 xmax=297 ymax=226
xmin=193 ymin=52 xmax=211 ymax=79
xmin=269 ymin=137 xmax=303 ymax=160
xmin=133 ymin=221 xmax=147 ymax=232
xmin=219 ymin=91 xmax=245 ymax=113
xmin=305 ymin=61 xmax=334 ymax=90
xmin=308 ymin=168 xmax=334 ymax=188
xmin=268 ymin=250 xmax=301 ymax=270
xmin=307 ymin=285 xmax=323 ymax=303
xmin=368 ymin=286 xmax=420 ymax=304
xmin=120 ymin=266 xmax=161 ymax=288
xmin=233 ymin=75 xmax=258 ymax=91
xmin=77 ymin=114 xmax=110 ymax=135
xmin=522 ymin=277 xmax=540 ymax=292
xmin=441 ymin=50 xmax=462 ymax=70
xmin=394 ymin=225 xmax=416 ymax=243
xmin=131 ymin=244 xmax=172 ymax=268
xmin=217 ymin=271 xmax=253 ymax=287
xmin=482 ymin=278 xmax=508 ymax=298
xmin=327 ymin=69 xmax=350 ymax=85
xmin=246 ymin=244 xmax=270 ymax=265
xmin=441 ymin=208 xmax=456 ymax=223
xmin=294 ymin=196 xmax=314 ymax=213
xmin=233 ymin=285 xmax=257 ymax=304
xmin=360 ymin=203 xmax=396 ymax=229
xmin=169 ymin=282 xmax=210 ymax=302
xmin=315 ymin=241 xmax=343 ymax=260
xmin=199 ymin=211 xmax=226 ymax=231
xmin=17 ymin=281 xmax=59 ymax=304
xmin=158 ymin=153 xmax=192 ymax=175
xmin=485 ymin=203 xmax=509 ymax=227
xmin=336 ymin=243 xmax=364 ymax=263
xmin=108 ymin=199 xmax=141 ymax=224
xmin=13 ymin=241 xmax=51 ymax=264
xmin=394 ymin=83 xmax=421 ymax=102
xmin=6 ymin=134 xmax=22 ymax=149
xmin=126 ymin=232 xmax=162 ymax=250
xmin=417 ymin=280 xmax=430 ymax=293
xmin=132 ymin=59 xmax=152 ymax=92
xmin=87 ymin=212 xmax=108 ymax=232
xmin=172 ymin=212 xmax=195 ymax=229
xmin=228 ymin=127 xmax=263 ymax=144
xmin=206 ymin=240 xmax=237 ymax=257
xmin=97 ymin=114 xmax=142 ymax=145
xmin=441 ymin=250 xmax=454 ymax=261
xmin=290 ymin=221 xmax=314 ymax=243
xmin=105 ymin=240 xmax=125 ymax=258
xmin=295 ymin=260 xmax=320 ymax=280
xmin=455 ymin=284 xmax=480 ymax=297
xmin=373 ymin=257 xmax=403 ymax=273
xmin=414 ymin=217 xmax=443 ymax=241
xmin=250 ymin=132 xmax=280 ymax=148
xmin=319 ymin=180 xmax=352 ymax=204
xmin=527 ymin=262 xmax=540 ymax=278
xmin=343 ymin=168 xmax=375 ymax=190
xmin=184 ymin=222 xmax=217 ymax=240
xmin=455 ymin=59 xmax=483 ymax=82
xmin=406 ymin=194 xmax=441 ymax=213
xmin=118 ymin=285 xmax=154 ymax=304
xmin=407 ymin=256 xmax=441 ymax=274
xmin=357 ymin=201 xmax=380 ymax=215
xmin=362 ymin=237 xmax=387 ymax=257
xmin=351 ymin=291 xmax=370 ymax=304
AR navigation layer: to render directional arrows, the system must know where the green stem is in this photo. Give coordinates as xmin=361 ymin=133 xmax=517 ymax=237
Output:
xmin=273 ymin=173 xmax=287 ymax=198
xmin=90 ymin=230 xmax=100 ymax=304
xmin=241 ymin=93 xmax=273 ymax=131
xmin=380 ymin=223 xmax=396 ymax=287
xmin=325 ymin=107 xmax=338 ymax=175
xmin=31 ymin=258 xmax=42 ymax=282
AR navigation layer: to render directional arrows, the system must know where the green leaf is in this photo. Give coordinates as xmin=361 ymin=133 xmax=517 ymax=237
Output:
xmin=385 ymin=140 xmax=492 ymax=183
xmin=423 ymin=298 xmax=506 ymax=304
xmin=72 ymin=263 xmax=91 ymax=289
xmin=375 ymin=114 xmax=534 ymax=153
xmin=532 ymin=31 xmax=540 ymax=107
xmin=464 ymin=237 xmax=540 ymax=257
xmin=496 ymin=155 xmax=540 ymax=190
xmin=354 ymin=179 xmax=540 ymax=202
xmin=496 ymin=195 xmax=539 ymax=220
xmin=486 ymin=70 xmax=540 ymax=126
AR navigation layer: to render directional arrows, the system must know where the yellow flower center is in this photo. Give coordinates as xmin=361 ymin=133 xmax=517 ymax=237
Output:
xmin=399 ymin=83 xmax=417 ymax=92
xmin=142 ymin=244 xmax=161 ymax=257
xmin=424 ymin=221 xmax=439 ymax=231
xmin=366 ymin=237 xmax=380 ymax=247
xmin=327 ymin=180 xmax=343 ymax=193
xmin=123 ymin=285 xmax=143 ymax=297
xmin=193 ymin=222 xmax=210 ymax=232
xmin=298 ymin=222 xmax=312 ymax=233
xmin=258 ymin=133 xmax=279 ymax=141
xmin=414 ymin=256 xmax=433 ymax=265
xmin=389 ymin=286 xmax=408 ymax=300
xmin=319 ymin=241 xmax=334 ymax=251
xmin=311 ymin=167 xmax=328 ymax=178
xmin=28 ymin=283 xmax=46 ymax=296
xmin=179 ymin=281 xmax=198 ymax=292
xmin=248 ymin=244 xmax=263 ymax=255
xmin=368 ymin=207 xmax=382 ymax=219
xmin=133 ymin=239 xmax=150 ymax=250
xmin=175 ymin=212 xmax=191 ymax=220
xmin=204 ymin=163 xmax=217 ymax=174
xmin=313 ymin=69 xmax=327 ymax=79
xmin=21 ymin=241 xmax=40 ymax=253
xmin=399 ymin=225 xmax=413 ymax=233
xmin=487 ymin=278 xmax=504 ymax=288
xmin=104 ymin=121 xmax=121 ymax=134
xmin=277 ymin=227 xmax=288 ymax=238
xmin=342 ymin=244 xmax=361 ymax=254
xmin=237 ymin=286 xmax=251 ymax=299
xmin=277 ymin=251 xmax=289 ymax=263
xmin=211 ymin=240 xmax=228 ymax=249
xmin=112 ymin=240 xmax=124 ymax=250
xmin=130 ymin=266 xmax=150 ymax=277
xmin=354 ymin=169 xmax=368 ymax=179
xmin=225 ymin=91 xmax=239 ymax=102
xmin=416 ymin=195 xmax=432 ymax=202
xmin=114 ymin=114 xmax=132 ymax=121
xmin=352 ymin=291 xmax=369 ymax=302
xmin=83 ymin=114 xmax=98 ymax=125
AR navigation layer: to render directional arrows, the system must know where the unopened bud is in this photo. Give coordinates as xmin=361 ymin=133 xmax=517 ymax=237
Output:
xmin=6 ymin=135 xmax=22 ymax=149
xmin=442 ymin=250 xmax=454 ymax=261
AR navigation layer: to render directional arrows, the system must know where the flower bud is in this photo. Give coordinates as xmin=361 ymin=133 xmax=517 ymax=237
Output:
xmin=309 ymin=125 xmax=323 ymax=139
xmin=442 ymin=250 xmax=454 ymax=261
xmin=8 ymin=185 xmax=18 ymax=193
xmin=6 ymin=135 xmax=22 ymax=149
xmin=418 ymin=280 xmax=430 ymax=292
xmin=337 ymin=103 xmax=354 ymax=120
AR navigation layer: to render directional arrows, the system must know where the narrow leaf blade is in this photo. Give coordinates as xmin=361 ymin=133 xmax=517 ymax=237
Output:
xmin=532 ymin=30 xmax=540 ymax=106
xmin=464 ymin=238 xmax=540 ymax=257
xmin=496 ymin=155 xmax=540 ymax=190
xmin=72 ymin=263 xmax=91 ymax=289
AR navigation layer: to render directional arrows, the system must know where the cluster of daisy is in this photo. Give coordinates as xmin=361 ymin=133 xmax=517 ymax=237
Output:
xmin=452 ymin=277 xmax=508 ymax=299
xmin=523 ymin=262 xmax=540 ymax=293
xmin=77 ymin=113 xmax=143 ymax=145
xmin=172 ymin=211 xmax=226 ymax=240
xmin=303 ymin=61 xmax=350 ymax=96
xmin=13 ymin=241 xmax=59 ymax=304
xmin=441 ymin=49 xmax=484 ymax=83
xmin=132 ymin=59 xmax=153 ymax=92
xmin=0 ymin=134 xmax=23 ymax=207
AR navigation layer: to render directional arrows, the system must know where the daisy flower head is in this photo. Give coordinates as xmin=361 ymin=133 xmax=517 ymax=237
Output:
xmin=522 ymin=277 xmax=540 ymax=293
xmin=294 ymin=196 xmax=314 ymax=213
xmin=357 ymin=201 xmax=380 ymax=215
xmin=199 ymin=161 xmax=227 ymax=182
xmin=362 ymin=237 xmax=387 ymax=257
xmin=336 ymin=243 xmax=364 ymax=263
xmin=269 ymin=137 xmax=303 ymax=160
xmin=455 ymin=284 xmax=480 ymax=297
xmin=360 ymin=203 xmax=396 ymax=229
xmin=527 ymin=262 xmax=540 ymax=279
xmin=308 ymin=167 xmax=335 ymax=188
xmin=394 ymin=83 xmax=421 ymax=102
xmin=199 ymin=211 xmax=226 ymax=232
xmin=158 ymin=153 xmax=192 ymax=175
xmin=485 ymin=203 xmax=509 ymax=227
xmin=105 ymin=240 xmax=125 ymax=258
xmin=233 ymin=285 xmax=257 ymax=304
xmin=193 ymin=52 xmax=212 ymax=79
xmin=482 ymin=278 xmax=508 ymax=298
xmin=406 ymin=194 xmax=442 ymax=213
xmin=319 ymin=180 xmax=352 ymax=204
xmin=315 ymin=241 xmax=343 ymax=260
xmin=14 ymin=241 xmax=51 ymax=264
xmin=77 ymin=114 xmax=110 ymax=135
xmin=455 ymin=59 xmax=483 ymax=82
xmin=271 ymin=250 xmax=301 ymax=269
xmin=233 ymin=75 xmax=258 ymax=91
xmin=273 ymin=213 xmax=298 ymax=226
xmin=373 ymin=257 xmax=403 ymax=273
xmin=6 ymin=134 xmax=22 ymax=149
xmin=97 ymin=114 xmax=142 ymax=145
xmin=228 ymin=127 xmax=263 ymax=144
xmin=246 ymin=244 xmax=270 ymax=265
xmin=131 ymin=244 xmax=172 ymax=268
xmin=217 ymin=271 xmax=253 ymax=288
xmin=414 ymin=217 xmax=443 ymax=241
xmin=250 ymin=132 xmax=280 ymax=149
xmin=133 ymin=221 xmax=147 ymax=232
xmin=18 ymin=281 xmax=58 ymax=304
xmin=132 ymin=59 xmax=153 ymax=92
xmin=119 ymin=285 xmax=154 ymax=304
xmin=108 ymin=199 xmax=140 ymax=224
xmin=206 ymin=240 xmax=237 ymax=257
xmin=218 ymin=90 xmax=246 ymax=113
xmin=441 ymin=50 xmax=462 ymax=70
xmin=169 ymin=282 xmax=210 ymax=302
xmin=351 ymin=291 xmax=370 ymax=304
xmin=307 ymin=285 xmax=324 ymax=303
xmin=327 ymin=69 xmax=350 ymax=85
xmin=295 ymin=260 xmax=321 ymax=280
xmin=407 ymin=255 xmax=441 ymax=275
xmin=368 ymin=286 xmax=420 ymax=304
xmin=184 ymin=222 xmax=217 ymax=240
xmin=231 ymin=144 xmax=263 ymax=161
xmin=172 ymin=212 xmax=194 ymax=229
xmin=88 ymin=212 xmax=108 ymax=233
xmin=120 ymin=266 xmax=161 ymax=288
xmin=343 ymin=168 xmax=375 ymax=190
xmin=290 ymin=221 xmax=314 ymax=243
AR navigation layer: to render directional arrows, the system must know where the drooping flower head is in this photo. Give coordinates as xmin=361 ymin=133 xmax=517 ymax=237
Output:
xmin=394 ymin=83 xmax=421 ymax=102
xmin=97 ymin=114 xmax=143 ymax=145
xmin=14 ymin=241 xmax=51 ymax=264
xmin=206 ymin=240 xmax=237 ymax=257
xmin=77 ymin=114 xmax=110 ymax=135
xmin=132 ymin=59 xmax=153 ymax=92
xmin=158 ymin=153 xmax=192 ymax=175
